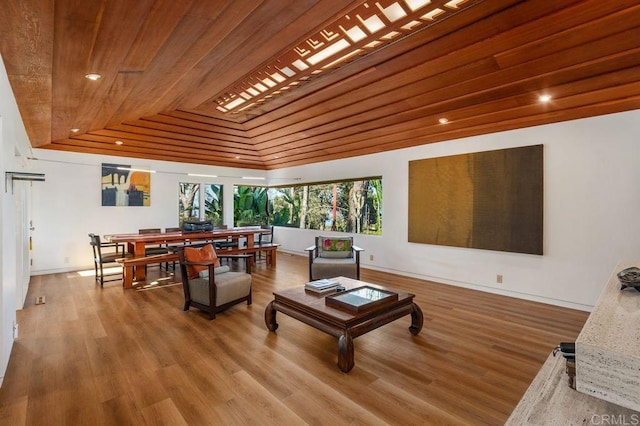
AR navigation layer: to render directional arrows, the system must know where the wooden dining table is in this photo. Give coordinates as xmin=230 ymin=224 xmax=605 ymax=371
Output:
xmin=105 ymin=227 xmax=268 ymax=281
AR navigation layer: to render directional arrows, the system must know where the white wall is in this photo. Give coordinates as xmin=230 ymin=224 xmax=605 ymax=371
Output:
xmin=29 ymin=149 xmax=266 ymax=274
xmin=0 ymin=54 xmax=33 ymax=385
xmin=269 ymin=110 xmax=640 ymax=310
xmin=27 ymin=110 xmax=640 ymax=312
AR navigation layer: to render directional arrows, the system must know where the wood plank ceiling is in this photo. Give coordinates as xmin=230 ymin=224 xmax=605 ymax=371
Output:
xmin=1 ymin=0 xmax=639 ymax=170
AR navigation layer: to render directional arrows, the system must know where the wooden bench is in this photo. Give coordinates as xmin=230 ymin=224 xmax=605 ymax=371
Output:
xmin=116 ymin=243 xmax=279 ymax=289
xmin=217 ymin=243 xmax=279 ymax=266
xmin=116 ymin=253 xmax=176 ymax=289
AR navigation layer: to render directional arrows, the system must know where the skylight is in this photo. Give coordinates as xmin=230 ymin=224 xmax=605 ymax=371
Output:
xmin=214 ymin=0 xmax=476 ymax=114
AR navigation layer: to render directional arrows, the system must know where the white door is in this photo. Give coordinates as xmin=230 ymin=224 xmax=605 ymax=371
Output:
xmin=14 ymin=180 xmax=31 ymax=308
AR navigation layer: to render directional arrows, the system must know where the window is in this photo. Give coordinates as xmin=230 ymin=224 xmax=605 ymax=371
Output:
xmin=237 ymin=178 xmax=382 ymax=235
xmin=179 ymin=182 xmax=223 ymax=225
xmin=204 ymin=184 xmax=223 ymax=224
xmin=233 ymin=185 xmax=270 ymax=226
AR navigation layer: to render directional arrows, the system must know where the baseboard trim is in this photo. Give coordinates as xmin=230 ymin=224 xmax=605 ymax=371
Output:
xmin=280 ymin=249 xmax=593 ymax=312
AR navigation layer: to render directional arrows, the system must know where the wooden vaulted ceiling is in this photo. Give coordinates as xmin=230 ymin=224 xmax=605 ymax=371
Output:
xmin=1 ymin=0 xmax=639 ymax=170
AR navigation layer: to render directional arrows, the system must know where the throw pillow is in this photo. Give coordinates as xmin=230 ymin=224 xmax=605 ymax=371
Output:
xmin=184 ymin=244 xmax=220 ymax=279
xmin=198 ymin=265 xmax=230 ymax=278
xmin=318 ymin=237 xmax=353 ymax=258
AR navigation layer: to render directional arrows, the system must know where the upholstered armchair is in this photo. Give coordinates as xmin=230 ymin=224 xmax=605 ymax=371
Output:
xmin=177 ymin=244 xmax=252 ymax=320
xmin=305 ymin=236 xmax=363 ymax=281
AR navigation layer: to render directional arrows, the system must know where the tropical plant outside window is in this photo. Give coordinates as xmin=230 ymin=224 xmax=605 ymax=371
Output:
xmin=234 ymin=186 xmax=270 ymax=226
xmin=179 ymin=183 xmax=223 ymax=226
xmin=235 ymin=178 xmax=382 ymax=235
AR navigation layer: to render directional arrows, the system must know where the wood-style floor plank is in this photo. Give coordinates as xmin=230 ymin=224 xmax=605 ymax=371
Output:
xmin=0 ymin=253 xmax=588 ymax=425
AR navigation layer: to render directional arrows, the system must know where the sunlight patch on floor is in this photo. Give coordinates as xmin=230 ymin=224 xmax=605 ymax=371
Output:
xmin=76 ymin=266 xmax=122 ymax=277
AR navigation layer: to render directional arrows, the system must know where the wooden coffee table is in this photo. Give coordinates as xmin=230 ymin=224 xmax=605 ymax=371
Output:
xmin=264 ymin=276 xmax=423 ymax=372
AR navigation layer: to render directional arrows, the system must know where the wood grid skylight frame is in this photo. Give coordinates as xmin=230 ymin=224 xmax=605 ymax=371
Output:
xmin=214 ymin=0 xmax=478 ymax=114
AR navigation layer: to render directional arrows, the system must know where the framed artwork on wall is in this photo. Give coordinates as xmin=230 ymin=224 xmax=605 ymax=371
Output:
xmin=408 ymin=145 xmax=543 ymax=255
xmin=101 ymin=163 xmax=151 ymax=206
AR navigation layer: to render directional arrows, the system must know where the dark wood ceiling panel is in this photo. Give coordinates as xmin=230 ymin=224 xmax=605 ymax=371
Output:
xmin=86 ymin=133 xmax=257 ymax=160
xmin=234 ymin=0 xmax=526 ymax=124
xmin=240 ymin=0 xmax=532 ymax=133
xmin=120 ymin=0 xmax=195 ymax=72
xmin=51 ymin=0 xmax=104 ymax=141
xmin=252 ymin=41 xmax=640 ymax=153
xmin=116 ymin=118 xmax=253 ymax=145
xmin=47 ymin=140 xmax=264 ymax=169
xmin=246 ymin=0 xmax=634 ymax=142
xmin=493 ymin=3 xmax=640 ymax=69
xmin=98 ymin=125 xmax=256 ymax=154
xmin=53 ymin=134 xmax=264 ymax=168
xmin=259 ymin=74 xmax=640 ymax=165
xmin=176 ymin=0 xmax=351 ymax=111
xmin=166 ymin=110 xmax=246 ymax=131
xmin=140 ymin=114 xmax=252 ymax=142
xmin=2 ymin=0 xmax=639 ymax=169
xmin=108 ymin=0 xmax=264 ymax=128
xmin=0 ymin=0 xmax=53 ymax=147
xmin=85 ymin=0 xmax=198 ymax=133
xmin=264 ymin=95 xmax=640 ymax=169
xmin=103 ymin=0 xmax=254 ymax=127
xmin=52 ymin=0 xmax=157 ymax=140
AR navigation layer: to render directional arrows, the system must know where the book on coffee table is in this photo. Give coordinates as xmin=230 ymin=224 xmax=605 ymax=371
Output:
xmin=305 ymin=278 xmax=339 ymax=293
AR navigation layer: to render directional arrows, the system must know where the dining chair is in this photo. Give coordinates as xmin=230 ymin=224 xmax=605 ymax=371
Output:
xmin=88 ymin=233 xmax=132 ymax=286
xmin=138 ymin=228 xmax=169 ymax=255
xmin=164 ymin=227 xmax=182 ymax=270
xmin=213 ymin=224 xmax=239 ymax=250
xmin=256 ymin=225 xmax=274 ymax=262
xmin=139 ymin=228 xmax=170 ymax=269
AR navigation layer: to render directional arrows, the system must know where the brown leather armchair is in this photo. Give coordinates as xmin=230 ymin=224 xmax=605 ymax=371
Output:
xmin=177 ymin=244 xmax=252 ymax=320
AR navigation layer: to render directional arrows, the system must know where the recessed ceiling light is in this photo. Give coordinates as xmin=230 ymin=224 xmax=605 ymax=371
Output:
xmin=114 ymin=140 xmax=123 ymax=145
xmin=85 ymin=73 xmax=102 ymax=81
xmin=235 ymin=156 xmax=241 ymax=159
xmin=539 ymin=94 xmax=552 ymax=103
xmin=438 ymin=118 xmax=449 ymax=124
xmin=70 ymin=128 xmax=80 ymax=133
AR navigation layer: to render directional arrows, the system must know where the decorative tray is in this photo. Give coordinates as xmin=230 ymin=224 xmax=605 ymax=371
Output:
xmin=325 ymin=286 xmax=398 ymax=313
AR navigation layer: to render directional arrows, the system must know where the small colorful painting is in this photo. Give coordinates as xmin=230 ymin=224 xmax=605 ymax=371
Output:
xmin=101 ymin=163 xmax=151 ymax=206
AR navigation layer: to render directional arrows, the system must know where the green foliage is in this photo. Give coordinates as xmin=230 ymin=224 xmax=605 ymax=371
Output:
xmin=179 ymin=183 xmax=199 ymax=223
xmin=271 ymin=188 xmax=299 ymax=227
xmin=233 ymin=186 xmax=270 ymax=226
xmin=266 ymin=178 xmax=382 ymax=235
xmin=183 ymin=179 xmax=382 ymax=234
xmin=179 ymin=182 xmax=223 ymax=225
xmin=204 ymin=184 xmax=223 ymax=225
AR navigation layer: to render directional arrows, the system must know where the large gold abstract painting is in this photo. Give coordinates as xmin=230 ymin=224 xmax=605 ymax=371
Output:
xmin=408 ymin=145 xmax=543 ymax=255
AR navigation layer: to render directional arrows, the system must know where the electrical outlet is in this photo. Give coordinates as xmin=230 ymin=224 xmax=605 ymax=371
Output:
xmin=64 ymin=257 xmax=70 ymax=264
xmin=496 ymin=274 xmax=503 ymax=284
xmin=13 ymin=322 xmax=18 ymax=339
xmin=369 ymin=254 xmax=374 ymax=261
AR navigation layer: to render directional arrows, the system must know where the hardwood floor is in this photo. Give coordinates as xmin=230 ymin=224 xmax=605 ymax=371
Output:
xmin=0 ymin=253 xmax=588 ymax=425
